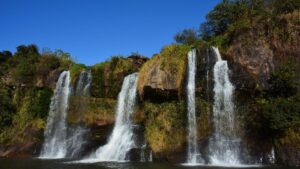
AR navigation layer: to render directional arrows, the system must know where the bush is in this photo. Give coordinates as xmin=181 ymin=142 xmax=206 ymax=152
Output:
xmin=14 ymin=60 xmax=36 ymax=85
xmin=174 ymin=29 xmax=199 ymax=45
xmin=69 ymin=63 xmax=86 ymax=85
xmin=0 ymin=83 xmax=15 ymax=129
xmin=268 ymin=61 xmax=298 ymax=97
xmin=91 ymin=56 xmax=140 ymax=98
xmin=29 ymin=88 xmax=53 ymax=118
xmin=0 ymin=51 xmax=12 ymax=62
xmin=37 ymin=55 xmax=60 ymax=76
xmin=143 ymin=101 xmax=186 ymax=153
xmin=259 ymin=95 xmax=300 ymax=136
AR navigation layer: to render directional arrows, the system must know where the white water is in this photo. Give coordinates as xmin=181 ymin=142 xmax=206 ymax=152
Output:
xmin=209 ymin=47 xmax=241 ymax=166
xmin=149 ymin=151 xmax=153 ymax=162
xmin=66 ymin=70 xmax=92 ymax=158
xmin=140 ymin=143 xmax=152 ymax=162
xmin=75 ymin=70 xmax=92 ymax=96
xmin=186 ymin=49 xmax=202 ymax=164
xmin=83 ymin=73 xmax=138 ymax=162
xmin=39 ymin=71 xmax=71 ymax=159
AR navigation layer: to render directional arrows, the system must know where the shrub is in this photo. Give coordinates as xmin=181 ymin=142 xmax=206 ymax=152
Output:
xmin=143 ymin=101 xmax=186 ymax=153
xmin=69 ymin=63 xmax=87 ymax=85
xmin=37 ymin=55 xmax=60 ymax=76
xmin=91 ymin=56 xmax=140 ymax=98
xmin=259 ymin=95 xmax=300 ymax=136
xmin=268 ymin=61 xmax=298 ymax=97
xmin=174 ymin=29 xmax=199 ymax=45
xmin=0 ymin=83 xmax=15 ymax=129
xmin=29 ymin=88 xmax=53 ymax=118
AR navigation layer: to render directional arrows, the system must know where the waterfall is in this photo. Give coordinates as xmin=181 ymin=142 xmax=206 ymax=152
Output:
xmin=75 ymin=70 xmax=92 ymax=97
xmin=66 ymin=70 xmax=92 ymax=158
xmin=140 ymin=143 xmax=152 ymax=162
xmin=84 ymin=73 xmax=138 ymax=162
xmin=140 ymin=144 xmax=147 ymax=162
xmin=186 ymin=49 xmax=201 ymax=164
xmin=209 ymin=47 xmax=241 ymax=165
xmin=39 ymin=71 xmax=71 ymax=159
xmin=149 ymin=151 xmax=153 ymax=162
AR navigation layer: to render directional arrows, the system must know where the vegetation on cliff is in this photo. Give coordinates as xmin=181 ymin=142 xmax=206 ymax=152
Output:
xmin=91 ymin=55 xmax=147 ymax=98
xmin=0 ymin=0 xmax=299 ymax=164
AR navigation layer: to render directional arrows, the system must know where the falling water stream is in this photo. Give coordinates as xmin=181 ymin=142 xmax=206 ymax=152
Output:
xmin=66 ymin=70 xmax=92 ymax=158
xmin=209 ymin=47 xmax=241 ymax=166
xmin=83 ymin=73 xmax=138 ymax=162
xmin=186 ymin=49 xmax=202 ymax=164
xmin=39 ymin=71 xmax=71 ymax=159
xmin=75 ymin=70 xmax=92 ymax=97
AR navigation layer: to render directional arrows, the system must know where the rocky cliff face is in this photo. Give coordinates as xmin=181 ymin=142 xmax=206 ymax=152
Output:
xmin=228 ymin=37 xmax=275 ymax=90
xmin=35 ymin=69 xmax=61 ymax=90
xmin=138 ymin=45 xmax=190 ymax=102
xmin=225 ymin=13 xmax=300 ymax=166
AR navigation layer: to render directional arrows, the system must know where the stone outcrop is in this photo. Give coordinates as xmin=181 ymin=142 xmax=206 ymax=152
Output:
xmin=228 ymin=32 xmax=275 ymax=90
xmin=35 ymin=69 xmax=61 ymax=90
xmin=138 ymin=59 xmax=180 ymax=102
xmin=137 ymin=45 xmax=189 ymax=102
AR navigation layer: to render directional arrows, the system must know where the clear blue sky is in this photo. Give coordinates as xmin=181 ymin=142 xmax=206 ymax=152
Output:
xmin=0 ymin=0 xmax=220 ymax=65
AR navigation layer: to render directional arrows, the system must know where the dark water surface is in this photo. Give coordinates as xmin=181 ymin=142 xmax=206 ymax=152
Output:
xmin=0 ymin=158 xmax=299 ymax=169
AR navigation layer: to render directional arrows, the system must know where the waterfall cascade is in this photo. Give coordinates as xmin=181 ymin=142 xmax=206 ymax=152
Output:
xmin=39 ymin=71 xmax=71 ymax=159
xmin=66 ymin=70 xmax=92 ymax=158
xmin=186 ymin=49 xmax=202 ymax=164
xmin=84 ymin=73 xmax=138 ymax=162
xmin=75 ymin=70 xmax=92 ymax=96
xmin=209 ymin=47 xmax=241 ymax=165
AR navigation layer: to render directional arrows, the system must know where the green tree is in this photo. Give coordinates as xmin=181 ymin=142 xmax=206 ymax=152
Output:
xmin=0 ymin=51 xmax=12 ymax=62
xmin=174 ymin=29 xmax=198 ymax=45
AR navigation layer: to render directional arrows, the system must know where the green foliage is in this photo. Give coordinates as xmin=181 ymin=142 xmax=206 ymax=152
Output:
xmin=259 ymin=95 xmax=300 ymax=136
xmin=0 ymin=83 xmax=15 ymax=129
xmin=209 ymin=35 xmax=229 ymax=49
xmin=15 ymin=44 xmax=39 ymax=62
xmin=91 ymin=56 xmax=140 ymax=98
xmin=174 ymin=29 xmax=199 ymax=45
xmin=200 ymin=0 xmax=300 ymax=48
xmin=29 ymin=88 xmax=53 ymax=118
xmin=69 ymin=63 xmax=86 ymax=85
xmin=36 ymin=54 xmax=60 ymax=77
xmin=14 ymin=60 xmax=36 ymax=85
xmin=0 ymin=87 xmax=51 ymax=144
xmin=55 ymin=50 xmax=74 ymax=70
xmin=272 ymin=0 xmax=300 ymax=14
xmin=160 ymin=45 xmax=190 ymax=75
xmin=11 ymin=45 xmax=41 ymax=85
xmin=268 ymin=61 xmax=298 ymax=97
xmin=142 ymin=101 xmax=186 ymax=153
xmin=276 ymin=127 xmax=300 ymax=149
xmin=0 ymin=51 xmax=12 ymax=62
